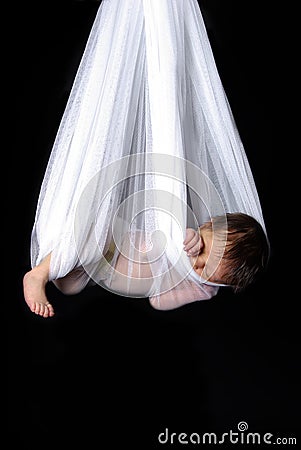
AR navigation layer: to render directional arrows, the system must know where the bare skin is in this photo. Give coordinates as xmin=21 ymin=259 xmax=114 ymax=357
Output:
xmin=187 ymin=227 xmax=226 ymax=284
xmin=22 ymin=226 xmax=222 ymax=318
xmin=23 ymin=254 xmax=55 ymax=318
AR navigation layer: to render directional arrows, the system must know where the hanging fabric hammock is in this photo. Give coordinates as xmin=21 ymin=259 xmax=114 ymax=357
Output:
xmin=30 ymin=0 xmax=267 ymax=308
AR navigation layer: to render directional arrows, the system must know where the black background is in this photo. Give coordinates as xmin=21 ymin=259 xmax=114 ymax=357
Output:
xmin=8 ymin=1 xmax=298 ymax=448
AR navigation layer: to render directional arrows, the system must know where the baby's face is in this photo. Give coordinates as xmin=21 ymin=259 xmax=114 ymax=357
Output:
xmin=192 ymin=227 xmax=227 ymax=285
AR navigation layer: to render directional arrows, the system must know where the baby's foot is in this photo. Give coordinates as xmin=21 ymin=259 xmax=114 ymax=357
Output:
xmin=23 ymin=270 xmax=55 ymax=318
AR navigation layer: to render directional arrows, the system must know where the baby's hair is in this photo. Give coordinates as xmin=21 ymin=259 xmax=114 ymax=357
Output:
xmin=203 ymin=212 xmax=270 ymax=292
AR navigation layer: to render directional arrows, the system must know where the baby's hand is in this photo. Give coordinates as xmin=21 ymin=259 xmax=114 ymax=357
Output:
xmin=183 ymin=228 xmax=203 ymax=257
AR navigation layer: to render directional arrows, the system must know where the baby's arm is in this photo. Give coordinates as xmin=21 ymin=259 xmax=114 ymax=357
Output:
xmin=149 ymin=281 xmax=218 ymax=310
xmin=149 ymin=228 xmax=218 ymax=310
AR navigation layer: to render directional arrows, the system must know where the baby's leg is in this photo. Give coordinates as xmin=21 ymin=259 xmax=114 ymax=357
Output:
xmin=53 ymin=266 xmax=90 ymax=295
xmin=23 ymin=255 xmax=91 ymax=317
xmin=23 ymin=254 xmax=55 ymax=318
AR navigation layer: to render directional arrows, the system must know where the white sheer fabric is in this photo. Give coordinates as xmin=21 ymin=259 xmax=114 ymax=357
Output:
xmin=30 ymin=0 xmax=267 ymax=308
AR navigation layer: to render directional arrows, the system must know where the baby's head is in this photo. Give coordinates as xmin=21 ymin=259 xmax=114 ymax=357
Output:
xmin=197 ymin=212 xmax=270 ymax=292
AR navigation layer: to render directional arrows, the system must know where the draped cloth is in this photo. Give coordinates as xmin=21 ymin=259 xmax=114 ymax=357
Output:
xmin=30 ymin=0 xmax=267 ymax=305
